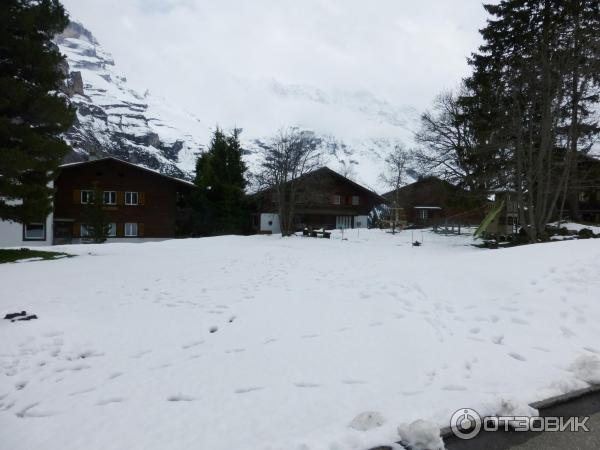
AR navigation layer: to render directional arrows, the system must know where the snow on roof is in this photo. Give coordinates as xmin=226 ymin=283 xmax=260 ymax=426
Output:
xmin=413 ymin=206 xmax=442 ymax=210
xmin=59 ymin=156 xmax=196 ymax=187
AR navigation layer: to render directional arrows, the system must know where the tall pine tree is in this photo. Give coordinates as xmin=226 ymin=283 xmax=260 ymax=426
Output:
xmin=192 ymin=127 xmax=248 ymax=235
xmin=465 ymin=0 xmax=600 ymax=242
xmin=0 ymin=0 xmax=74 ymax=223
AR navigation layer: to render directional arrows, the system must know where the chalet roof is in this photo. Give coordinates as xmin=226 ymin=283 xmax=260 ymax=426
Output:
xmin=59 ymin=156 xmax=196 ymax=188
xmin=382 ymin=176 xmax=457 ymax=199
xmin=252 ymin=166 xmax=386 ymax=203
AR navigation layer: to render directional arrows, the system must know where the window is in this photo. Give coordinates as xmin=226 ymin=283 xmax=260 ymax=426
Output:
xmin=125 ymin=192 xmax=138 ymax=205
xmin=125 ymin=223 xmax=138 ymax=237
xmin=103 ymin=191 xmax=116 ymax=205
xmin=352 ymin=195 xmax=360 ymax=206
xmin=80 ymin=224 xmax=91 ymax=238
xmin=24 ymin=223 xmax=45 ymax=240
xmin=108 ymin=223 xmax=117 ymax=237
xmin=333 ymin=195 xmax=341 ymax=205
xmin=418 ymin=209 xmax=429 ymax=220
xmin=81 ymin=190 xmax=94 ymax=204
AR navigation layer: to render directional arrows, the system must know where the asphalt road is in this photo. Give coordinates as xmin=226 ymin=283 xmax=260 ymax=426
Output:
xmin=369 ymin=386 xmax=600 ymax=450
xmin=443 ymin=387 xmax=600 ymax=450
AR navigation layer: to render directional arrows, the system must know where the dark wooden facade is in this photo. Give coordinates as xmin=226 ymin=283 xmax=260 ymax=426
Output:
xmin=252 ymin=167 xmax=385 ymax=232
xmin=53 ymin=157 xmax=194 ymax=243
xmin=566 ymin=154 xmax=600 ymax=223
xmin=383 ymin=177 xmax=486 ymax=227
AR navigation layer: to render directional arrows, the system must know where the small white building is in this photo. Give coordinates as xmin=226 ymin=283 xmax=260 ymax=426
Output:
xmin=0 ymin=197 xmax=54 ymax=248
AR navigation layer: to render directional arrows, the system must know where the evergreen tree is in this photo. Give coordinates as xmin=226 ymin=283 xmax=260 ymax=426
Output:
xmin=192 ymin=127 xmax=248 ymax=235
xmin=465 ymin=0 xmax=600 ymax=242
xmin=0 ymin=0 xmax=74 ymax=223
xmin=81 ymin=183 xmax=110 ymax=243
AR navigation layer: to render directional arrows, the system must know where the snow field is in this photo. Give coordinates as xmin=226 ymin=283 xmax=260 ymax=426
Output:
xmin=1 ymin=230 xmax=600 ymax=450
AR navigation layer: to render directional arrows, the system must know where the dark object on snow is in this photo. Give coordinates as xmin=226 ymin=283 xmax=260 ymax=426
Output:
xmin=15 ymin=315 xmax=38 ymax=321
xmin=4 ymin=311 xmax=38 ymax=322
xmin=4 ymin=311 xmax=26 ymax=320
xmin=578 ymin=228 xmax=595 ymax=239
xmin=412 ymin=241 xmax=422 ymax=247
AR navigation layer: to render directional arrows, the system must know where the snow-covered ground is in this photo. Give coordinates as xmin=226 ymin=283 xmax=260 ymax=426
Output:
xmin=2 ymin=230 xmax=600 ymax=450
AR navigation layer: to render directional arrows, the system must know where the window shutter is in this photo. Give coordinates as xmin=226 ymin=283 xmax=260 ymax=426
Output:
xmin=117 ymin=191 xmax=125 ymax=205
xmin=139 ymin=192 xmax=146 ymax=205
xmin=72 ymin=222 xmax=80 ymax=237
xmin=117 ymin=223 xmax=124 ymax=237
xmin=138 ymin=223 xmax=145 ymax=237
xmin=73 ymin=190 xmax=80 ymax=204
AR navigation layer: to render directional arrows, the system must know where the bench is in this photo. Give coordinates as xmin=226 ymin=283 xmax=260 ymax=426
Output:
xmin=303 ymin=228 xmax=331 ymax=239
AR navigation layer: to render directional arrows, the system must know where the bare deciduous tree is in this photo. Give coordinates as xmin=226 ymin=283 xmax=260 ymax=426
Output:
xmin=380 ymin=144 xmax=411 ymax=233
xmin=256 ymin=127 xmax=322 ymax=236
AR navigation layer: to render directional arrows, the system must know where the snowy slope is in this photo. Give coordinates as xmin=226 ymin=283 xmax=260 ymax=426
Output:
xmin=2 ymin=232 xmax=600 ymax=450
xmin=55 ymin=22 xmax=420 ymax=191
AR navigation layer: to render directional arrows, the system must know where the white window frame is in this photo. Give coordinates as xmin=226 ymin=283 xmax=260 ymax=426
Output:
xmin=103 ymin=191 xmax=116 ymax=205
xmin=81 ymin=190 xmax=94 ymax=204
xmin=351 ymin=195 xmax=360 ymax=206
xmin=124 ymin=222 xmax=138 ymax=237
xmin=125 ymin=191 xmax=138 ymax=205
xmin=23 ymin=222 xmax=45 ymax=240
xmin=108 ymin=222 xmax=117 ymax=237
xmin=333 ymin=195 xmax=341 ymax=205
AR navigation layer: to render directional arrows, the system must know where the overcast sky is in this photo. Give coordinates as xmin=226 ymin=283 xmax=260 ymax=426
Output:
xmin=60 ymin=0 xmax=491 ymax=136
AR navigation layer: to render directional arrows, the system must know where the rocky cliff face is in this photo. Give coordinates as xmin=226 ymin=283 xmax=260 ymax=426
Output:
xmin=55 ymin=22 xmax=204 ymax=179
xmin=55 ymin=22 xmax=420 ymax=191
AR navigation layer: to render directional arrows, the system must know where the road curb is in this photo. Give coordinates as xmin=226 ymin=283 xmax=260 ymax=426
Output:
xmin=368 ymin=383 xmax=600 ymax=450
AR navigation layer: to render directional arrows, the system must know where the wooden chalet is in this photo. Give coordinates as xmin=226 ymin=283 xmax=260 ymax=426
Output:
xmin=251 ymin=167 xmax=385 ymax=233
xmin=382 ymin=176 xmax=486 ymax=228
xmin=53 ymin=157 xmax=195 ymax=243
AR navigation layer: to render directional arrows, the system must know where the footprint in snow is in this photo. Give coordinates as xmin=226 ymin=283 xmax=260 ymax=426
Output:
xmin=301 ymin=334 xmax=319 ymax=339
xmin=15 ymin=381 xmax=27 ymax=391
xmin=511 ymin=317 xmax=530 ymax=325
xmin=469 ymin=327 xmax=481 ymax=334
xmin=181 ymin=340 xmax=204 ymax=349
xmin=68 ymin=387 xmax=96 ymax=396
xmin=108 ymin=372 xmax=123 ymax=380
xmin=341 ymin=379 xmax=366 ymax=385
xmin=96 ymin=397 xmax=125 ymax=406
xmin=294 ymin=382 xmax=321 ymax=388
xmin=442 ymin=384 xmax=468 ymax=391
xmin=509 ymin=352 xmax=527 ymax=362
xmin=560 ymin=326 xmax=576 ymax=338
xmin=226 ymin=348 xmax=246 ymax=354
xmin=131 ymin=350 xmax=152 ymax=359
xmin=263 ymin=338 xmax=277 ymax=344
xmin=150 ymin=363 xmax=173 ymax=370
xmin=532 ymin=346 xmax=550 ymax=353
xmin=209 ymin=326 xmax=218 ymax=333
xmin=234 ymin=387 xmax=264 ymax=394
xmin=584 ymin=347 xmax=600 ymax=354
xmin=167 ymin=394 xmax=195 ymax=402
xmin=491 ymin=335 xmax=504 ymax=345
xmin=228 ymin=316 xmax=236 ymax=323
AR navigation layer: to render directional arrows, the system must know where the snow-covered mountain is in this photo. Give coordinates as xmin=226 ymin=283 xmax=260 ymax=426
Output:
xmin=55 ymin=22 xmax=204 ymax=179
xmin=55 ymin=22 xmax=420 ymax=191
